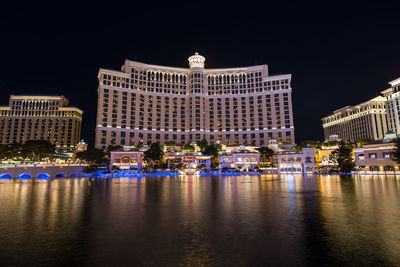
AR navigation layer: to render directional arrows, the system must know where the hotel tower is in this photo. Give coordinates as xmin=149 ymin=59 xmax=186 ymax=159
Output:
xmin=0 ymin=95 xmax=83 ymax=150
xmin=95 ymin=53 xmax=294 ymax=149
xmin=321 ymin=96 xmax=387 ymax=142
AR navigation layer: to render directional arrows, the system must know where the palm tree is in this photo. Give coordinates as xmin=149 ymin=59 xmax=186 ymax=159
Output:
xmin=391 ymin=137 xmax=400 ymax=164
xmin=255 ymin=147 xmax=275 ymax=165
xmin=331 ymin=141 xmax=354 ymax=173
xmin=144 ymin=142 xmax=164 ymax=168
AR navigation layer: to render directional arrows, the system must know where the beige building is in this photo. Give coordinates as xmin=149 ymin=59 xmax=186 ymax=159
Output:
xmin=110 ymin=148 xmax=142 ymax=170
xmin=0 ymin=95 xmax=83 ymax=150
xmin=219 ymin=149 xmax=260 ymax=170
xmin=276 ymin=147 xmax=315 ymax=174
xmin=381 ymin=77 xmax=400 ymax=135
xmin=321 ymin=96 xmax=387 ymax=142
xmin=95 ymin=52 xmax=295 ymax=149
xmin=354 ymin=132 xmax=398 ymax=172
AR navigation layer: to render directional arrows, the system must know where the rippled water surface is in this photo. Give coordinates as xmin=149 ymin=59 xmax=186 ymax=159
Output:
xmin=0 ymin=175 xmax=400 ymax=266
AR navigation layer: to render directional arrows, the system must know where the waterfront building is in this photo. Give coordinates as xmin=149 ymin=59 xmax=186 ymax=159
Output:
xmin=165 ymin=152 xmax=211 ymax=170
xmin=354 ymin=131 xmax=398 ymax=172
xmin=0 ymin=95 xmax=83 ymax=150
xmin=321 ymin=96 xmax=387 ymax=142
xmin=276 ymin=147 xmax=315 ymax=173
xmin=110 ymin=146 xmax=143 ymax=170
xmin=219 ymin=148 xmax=260 ymax=170
xmin=381 ymin=77 xmax=400 ymax=135
xmin=75 ymin=140 xmax=88 ymax=152
xmin=95 ymin=52 xmax=294 ymax=149
xmin=314 ymin=144 xmax=339 ymax=172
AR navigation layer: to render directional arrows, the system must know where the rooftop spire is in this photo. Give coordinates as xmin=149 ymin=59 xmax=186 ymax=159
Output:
xmin=188 ymin=52 xmax=205 ymax=68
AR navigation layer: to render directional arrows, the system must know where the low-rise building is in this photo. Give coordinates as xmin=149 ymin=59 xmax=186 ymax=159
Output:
xmin=166 ymin=152 xmax=211 ymax=170
xmin=219 ymin=149 xmax=260 ymax=170
xmin=354 ymin=131 xmax=398 ymax=172
xmin=314 ymin=148 xmax=337 ymax=171
xmin=277 ymin=147 xmax=315 ymax=174
xmin=110 ymin=147 xmax=142 ymax=170
xmin=75 ymin=140 xmax=88 ymax=152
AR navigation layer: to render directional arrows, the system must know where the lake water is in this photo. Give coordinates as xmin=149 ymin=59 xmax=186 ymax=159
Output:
xmin=0 ymin=175 xmax=399 ymax=266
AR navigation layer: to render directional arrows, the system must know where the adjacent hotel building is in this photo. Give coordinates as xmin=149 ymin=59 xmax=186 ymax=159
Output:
xmin=0 ymin=95 xmax=83 ymax=150
xmin=321 ymin=96 xmax=387 ymax=142
xmin=95 ymin=53 xmax=295 ymax=149
xmin=381 ymin=77 xmax=400 ymax=135
xmin=322 ymin=77 xmax=400 ymax=142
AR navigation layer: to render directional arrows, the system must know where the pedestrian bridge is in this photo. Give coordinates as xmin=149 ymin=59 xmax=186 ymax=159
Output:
xmin=0 ymin=164 xmax=87 ymax=179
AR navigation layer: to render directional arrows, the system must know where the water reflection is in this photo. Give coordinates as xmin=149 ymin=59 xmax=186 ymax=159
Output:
xmin=0 ymin=175 xmax=399 ymax=266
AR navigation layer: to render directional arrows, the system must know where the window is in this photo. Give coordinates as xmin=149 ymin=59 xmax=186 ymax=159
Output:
xmin=383 ymin=152 xmax=391 ymax=158
xmin=369 ymin=166 xmax=379 ymax=171
xmin=384 ymin=165 xmax=395 ymax=171
xmin=368 ymin=153 xmax=377 ymax=159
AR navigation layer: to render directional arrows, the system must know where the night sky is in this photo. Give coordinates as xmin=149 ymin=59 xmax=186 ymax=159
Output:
xmin=1 ymin=1 xmax=400 ymax=145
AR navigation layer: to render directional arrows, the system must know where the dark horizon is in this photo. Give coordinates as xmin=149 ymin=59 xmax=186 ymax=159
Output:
xmin=2 ymin=1 xmax=400 ymax=146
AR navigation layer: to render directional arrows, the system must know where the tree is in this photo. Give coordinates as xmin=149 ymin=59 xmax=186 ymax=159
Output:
xmin=144 ymin=142 xmax=164 ymax=168
xmin=203 ymin=144 xmax=219 ymax=158
xmin=332 ymin=141 xmax=354 ymax=173
xmin=0 ymin=144 xmax=22 ymax=160
xmin=391 ymin=137 xmax=400 ymax=164
xmin=300 ymin=140 xmax=322 ymax=149
xmin=196 ymin=139 xmax=208 ymax=151
xmin=22 ymin=140 xmax=55 ymax=161
xmin=0 ymin=144 xmax=9 ymax=160
xmin=182 ymin=143 xmax=195 ymax=152
xmin=256 ymin=147 xmax=275 ymax=164
xmin=106 ymin=145 xmax=122 ymax=153
xmin=76 ymin=147 xmax=106 ymax=165
xmin=355 ymin=138 xmax=372 ymax=148
xmin=164 ymin=141 xmax=176 ymax=146
xmin=203 ymin=144 xmax=221 ymax=168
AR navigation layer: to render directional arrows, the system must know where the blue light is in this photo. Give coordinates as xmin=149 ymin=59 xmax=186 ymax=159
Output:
xmin=37 ymin=173 xmax=50 ymax=179
xmin=18 ymin=173 xmax=32 ymax=179
xmin=0 ymin=173 xmax=12 ymax=179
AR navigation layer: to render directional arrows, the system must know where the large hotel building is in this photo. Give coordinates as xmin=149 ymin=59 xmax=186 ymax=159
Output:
xmin=321 ymin=96 xmax=387 ymax=142
xmin=322 ymin=77 xmax=400 ymax=142
xmin=381 ymin=77 xmax=400 ymax=135
xmin=95 ymin=53 xmax=295 ymax=149
xmin=0 ymin=95 xmax=83 ymax=149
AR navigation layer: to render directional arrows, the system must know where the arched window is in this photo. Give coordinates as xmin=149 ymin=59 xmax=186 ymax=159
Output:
xmin=121 ymin=157 xmax=130 ymax=164
xmin=369 ymin=166 xmax=380 ymax=171
xmin=384 ymin=165 xmax=395 ymax=171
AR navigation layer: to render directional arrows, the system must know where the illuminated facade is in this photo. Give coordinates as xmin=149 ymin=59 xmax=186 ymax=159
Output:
xmin=95 ymin=52 xmax=294 ymax=149
xmin=321 ymin=96 xmax=387 ymax=142
xmin=0 ymin=95 xmax=83 ymax=149
xmin=277 ymin=147 xmax=315 ymax=174
xmin=110 ymin=148 xmax=142 ymax=170
xmin=354 ymin=133 xmax=398 ymax=172
xmin=219 ymin=149 xmax=260 ymax=170
xmin=381 ymin=77 xmax=400 ymax=135
xmin=166 ymin=152 xmax=211 ymax=170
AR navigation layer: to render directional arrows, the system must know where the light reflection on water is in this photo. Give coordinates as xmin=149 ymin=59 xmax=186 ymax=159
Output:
xmin=0 ymin=175 xmax=399 ymax=266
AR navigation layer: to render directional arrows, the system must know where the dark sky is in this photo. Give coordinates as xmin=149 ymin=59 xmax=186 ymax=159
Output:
xmin=1 ymin=1 xmax=400 ymax=145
